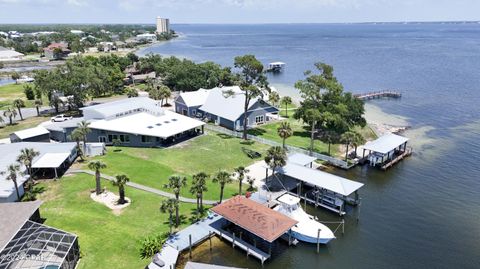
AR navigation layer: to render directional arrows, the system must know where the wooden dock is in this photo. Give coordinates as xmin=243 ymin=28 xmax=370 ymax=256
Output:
xmin=214 ymin=228 xmax=271 ymax=264
xmin=354 ymin=90 xmax=402 ymax=100
xmin=381 ymin=147 xmax=413 ymax=170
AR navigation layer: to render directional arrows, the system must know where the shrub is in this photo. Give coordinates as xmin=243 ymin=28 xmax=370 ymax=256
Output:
xmin=139 ymin=232 xmax=169 ymax=259
xmin=24 ymin=84 xmax=35 ymax=100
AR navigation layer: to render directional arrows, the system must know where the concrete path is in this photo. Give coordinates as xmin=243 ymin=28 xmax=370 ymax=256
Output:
xmin=66 ymin=169 xmax=218 ymax=205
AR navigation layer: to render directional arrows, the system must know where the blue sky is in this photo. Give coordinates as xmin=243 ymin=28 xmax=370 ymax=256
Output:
xmin=0 ymin=0 xmax=479 ymax=24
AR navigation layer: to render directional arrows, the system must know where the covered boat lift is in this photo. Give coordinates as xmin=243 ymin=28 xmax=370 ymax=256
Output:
xmin=362 ymin=133 xmax=412 ymax=170
xmin=211 ymin=196 xmax=298 ymax=264
xmin=264 ymin=153 xmax=364 ymax=216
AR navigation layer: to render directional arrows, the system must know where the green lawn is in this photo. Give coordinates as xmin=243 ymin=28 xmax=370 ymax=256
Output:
xmin=38 ymin=173 xmax=198 ymax=269
xmin=84 ymin=132 xmax=269 ymax=201
xmin=0 ymin=116 xmax=49 ymax=138
xmin=249 ymin=117 xmax=338 ymax=156
xmin=0 ymin=83 xmax=50 ymax=110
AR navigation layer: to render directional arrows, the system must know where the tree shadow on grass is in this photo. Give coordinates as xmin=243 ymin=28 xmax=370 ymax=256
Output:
xmin=248 ymin=128 xmax=266 ymax=136
xmin=239 ymin=140 xmax=254 ymax=146
xmin=216 ymin=133 xmax=233 ymax=140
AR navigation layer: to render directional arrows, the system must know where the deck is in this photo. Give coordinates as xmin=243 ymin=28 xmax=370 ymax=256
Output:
xmin=213 ymin=227 xmax=271 ymax=264
xmin=381 ymin=147 xmax=413 ymax=170
xmin=354 ymin=90 xmax=402 ymax=100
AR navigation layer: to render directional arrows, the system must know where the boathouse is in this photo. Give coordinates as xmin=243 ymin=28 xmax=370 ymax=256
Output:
xmin=211 ymin=196 xmax=298 ymax=264
xmin=263 ymin=153 xmax=364 ymax=215
xmin=362 ymin=133 xmax=411 ymax=170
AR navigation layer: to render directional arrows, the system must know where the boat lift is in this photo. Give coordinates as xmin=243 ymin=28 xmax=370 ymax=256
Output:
xmin=266 ymin=62 xmax=286 ymax=72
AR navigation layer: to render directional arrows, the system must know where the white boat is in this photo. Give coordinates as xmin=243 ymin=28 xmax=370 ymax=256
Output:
xmin=274 ymin=193 xmax=335 ymax=244
xmin=266 ymin=62 xmax=286 ymax=72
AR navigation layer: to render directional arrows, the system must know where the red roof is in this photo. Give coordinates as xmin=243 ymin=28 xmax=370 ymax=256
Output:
xmin=211 ymin=196 xmax=298 ymax=243
xmin=44 ymin=43 xmax=70 ymax=52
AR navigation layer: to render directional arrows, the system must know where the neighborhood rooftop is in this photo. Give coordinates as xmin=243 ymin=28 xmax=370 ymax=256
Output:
xmin=81 ymin=97 xmax=165 ymax=120
xmin=211 ymin=196 xmax=298 ymax=243
xmin=178 ymin=89 xmax=211 ymax=107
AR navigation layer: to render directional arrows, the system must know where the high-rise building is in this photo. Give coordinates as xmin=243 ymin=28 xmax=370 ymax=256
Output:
xmin=156 ymin=17 xmax=170 ymax=34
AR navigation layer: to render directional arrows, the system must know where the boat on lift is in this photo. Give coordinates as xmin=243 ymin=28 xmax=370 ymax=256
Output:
xmin=273 ymin=193 xmax=335 ymax=244
xmin=266 ymin=62 xmax=286 ymax=73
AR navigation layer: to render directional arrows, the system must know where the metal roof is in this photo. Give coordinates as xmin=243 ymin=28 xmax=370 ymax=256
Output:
xmin=88 ymin=110 xmax=205 ymax=139
xmin=81 ymin=97 xmax=164 ymax=120
xmin=275 ymin=163 xmax=364 ymax=196
xmin=288 ymin=153 xmax=316 ymax=166
xmin=32 ymin=153 xmax=71 ymax=168
xmin=12 ymin=126 xmax=49 ymax=140
xmin=211 ymin=196 xmax=297 ymax=243
xmin=363 ymin=133 xmax=409 ymax=154
xmin=0 ymin=142 xmax=76 ymax=198
xmin=199 ymin=86 xmax=257 ymax=122
xmin=177 ymin=88 xmax=211 ymax=107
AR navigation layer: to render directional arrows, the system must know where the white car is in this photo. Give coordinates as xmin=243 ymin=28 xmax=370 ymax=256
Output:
xmin=51 ymin=114 xmax=72 ymax=122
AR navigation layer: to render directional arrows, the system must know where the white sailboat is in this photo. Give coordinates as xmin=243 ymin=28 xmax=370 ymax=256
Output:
xmin=274 ymin=193 xmax=336 ymax=244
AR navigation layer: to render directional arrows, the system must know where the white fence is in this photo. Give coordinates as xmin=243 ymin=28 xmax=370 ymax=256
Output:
xmin=204 ymin=124 xmax=349 ymax=169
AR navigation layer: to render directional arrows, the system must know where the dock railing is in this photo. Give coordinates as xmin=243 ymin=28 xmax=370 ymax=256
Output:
xmin=204 ymin=124 xmax=350 ymax=169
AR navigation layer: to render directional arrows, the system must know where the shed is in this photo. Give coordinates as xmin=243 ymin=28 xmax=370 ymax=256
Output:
xmin=9 ymin=126 xmax=50 ymax=143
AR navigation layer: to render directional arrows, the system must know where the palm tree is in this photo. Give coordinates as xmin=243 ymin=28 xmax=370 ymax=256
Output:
xmin=268 ymin=91 xmax=280 ymax=107
xmin=88 ymin=161 xmax=107 ymax=195
xmin=340 ymin=131 xmax=357 ymax=162
xmin=68 ymin=128 xmax=84 ymax=160
xmin=76 ymin=121 xmax=91 ymax=155
xmin=322 ymin=130 xmax=338 ymax=156
xmin=212 ymin=171 xmax=233 ymax=203
xmin=160 ymin=198 xmax=178 ymax=234
xmin=12 ymin=99 xmax=25 ymax=120
xmin=190 ymin=172 xmax=209 ymax=213
xmin=17 ymin=148 xmax=40 ymax=176
xmin=159 ymin=85 xmax=172 ymax=106
xmin=234 ymin=166 xmax=249 ymax=195
xmin=1 ymin=164 xmax=22 ymax=201
xmin=281 ymin=96 xmax=292 ymax=117
xmin=113 ymin=174 xmax=130 ymax=204
xmin=3 ymin=107 xmax=17 ymax=125
xmin=351 ymin=131 xmax=366 ymax=158
xmin=34 ymin=99 xmax=43 ymax=116
xmin=277 ymin=121 xmax=293 ymax=149
xmin=264 ymin=146 xmax=287 ymax=179
xmin=164 ymin=175 xmax=187 ymax=227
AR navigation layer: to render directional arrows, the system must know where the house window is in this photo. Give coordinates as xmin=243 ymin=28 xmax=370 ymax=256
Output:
xmin=108 ymin=134 xmax=118 ymax=143
xmin=191 ymin=109 xmax=196 ymax=116
xmin=119 ymin=134 xmax=130 ymax=143
xmin=255 ymin=115 xmax=264 ymax=124
xmin=141 ymin=135 xmax=151 ymax=143
xmin=98 ymin=136 xmax=107 ymax=143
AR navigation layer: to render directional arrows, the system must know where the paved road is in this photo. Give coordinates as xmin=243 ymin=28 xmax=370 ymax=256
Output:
xmin=66 ymin=169 xmax=218 ymax=205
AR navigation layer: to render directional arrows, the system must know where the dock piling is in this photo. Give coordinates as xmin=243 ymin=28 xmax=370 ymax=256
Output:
xmin=232 ymin=232 xmax=236 ymax=248
xmin=316 ymin=229 xmax=321 ymax=253
xmin=209 ymin=231 xmax=212 ymax=251
xmin=342 ymin=219 xmax=345 ymax=235
xmin=189 ymin=234 xmax=192 ymax=259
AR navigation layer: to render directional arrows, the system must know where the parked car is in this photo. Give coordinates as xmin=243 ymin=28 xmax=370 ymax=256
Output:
xmin=51 ymin=114 xmax=72 ymax=122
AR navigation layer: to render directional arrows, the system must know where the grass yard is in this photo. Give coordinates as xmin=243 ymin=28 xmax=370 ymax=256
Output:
xmin=84 ymin=132 xmax=269 ymax=201
xmin=249 ymin=117 xmax=339 ymax=156
xmin=0 ymin=116 xmax=49 ymax=138
xmin=38 ymin=173 xmax=198 ymax=269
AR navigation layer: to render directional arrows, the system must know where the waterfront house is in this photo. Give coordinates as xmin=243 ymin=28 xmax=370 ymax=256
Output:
xmin=43 ymin=42 xmax=71 ymax=60
xmin=0 ymin=142 xmax=77 ymax=202
xmin=45 ymin=97 xmax=205 ymax=147
xmin=175 ymin=86 xmax=279 ymax=131
xmin=136 ymin=33 xmax=157 ymax=43
xmin=0 ymin=201 xmax=80 ymax=268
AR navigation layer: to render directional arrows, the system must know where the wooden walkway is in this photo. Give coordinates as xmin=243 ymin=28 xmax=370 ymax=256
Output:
xmin=354 ymin=90 xmax=402 ymax=100
xmin=381 ymin=148 xmax=413 ymax=170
